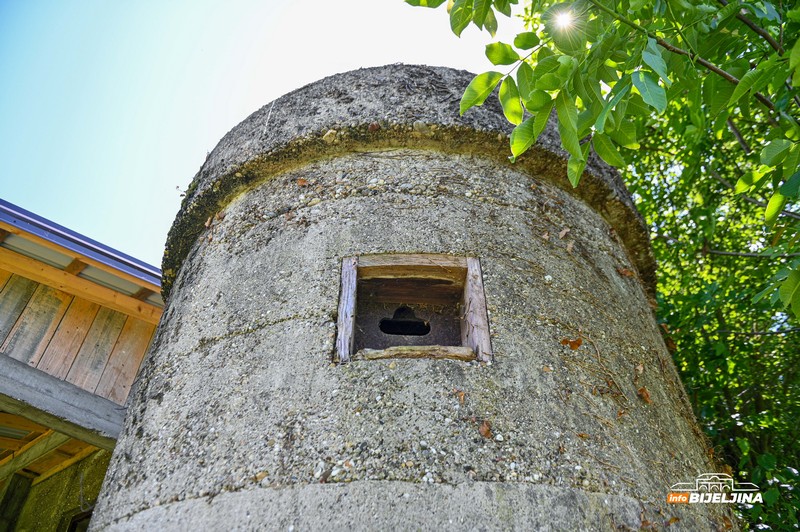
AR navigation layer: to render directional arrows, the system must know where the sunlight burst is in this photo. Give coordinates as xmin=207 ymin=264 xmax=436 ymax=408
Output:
xmin=554 ymin=10 xmax=574 ymax=29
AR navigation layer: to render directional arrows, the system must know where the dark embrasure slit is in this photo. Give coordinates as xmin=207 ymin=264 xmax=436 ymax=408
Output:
xmin=379 ymin=305 xmax=431 ymax=336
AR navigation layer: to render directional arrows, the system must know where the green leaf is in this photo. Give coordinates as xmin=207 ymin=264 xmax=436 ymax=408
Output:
xmin=715 ymin=1 xmax=741 ymax=23
xmin=556 ymin=91 xmax=581 ymax=159
xmin=485 ymin=42 xmax=520 ymax=65
xmin=499 ymin=76 xmax=523 ymax=125
xmin=535 ymin=73 xmax=563 ymax=90
xmin=779 ymin=169 xmax=800 ymax=197
xmin=577 ymin=109 xmax=595 ymax=138
xmin=524 ymin=89 xmax=551 ymax=112
xmin=516 ymin=62 xmax=534 ymax=99
xmin=763 ymin=487 xmax=780 ymax=506
xmin=736 ymin=437 xmax=751 ymax=456
xmin=460 ymin=71 xmax=503 ymax=115
xmin=532 ymin=99 xmax=553 ymax=136
xmin=735 ymin=171 xmax=755 ymax=194
xmin=510 ymin=117 xmax=537 ymax=157
xmin=791 ymin=38 xmax=800 ymax=71
xmin=555 ymin=90 xmax=577 ymax=131
xmin=509 ymin=99 xmax=553 ymax=157
xmin=592 ymin=134 xmax=626 ymax=167
xmin=758 ymin=453 xmax=777 ymax=471
xmin=483 ymin=8 xmax=497 ymax=36
xmin=764 ymin=191 xmax=787 ymax=225
xmin=760 ymin=139 xmax=792 ymax=166
xmin=641 ymin=38 xmax=671 ymax=87
xmin=629 ymin=0 xmax=647 ymax=11
xmin=514 ymin=32 xmax=540 ymax=49
xmin=703 ymin=74 xmax=736 ymax=117
xmin=472 ymin=0 xmax=491 ymax=27
xmin=405 ymin=0 xmax=447 ymax=6
xmin=779 ymin=269 xmax=800 ymax=316
xmin=567 ymin=143 xmax=591 ymax=187
xmin=493 ymin=0 xmax=511 ymax=17
xmin=608 ymin=121 xmax=639 ymax=149
xmin=595 ymin=81 xmax=631 ymax=134
xmin=450 ymin=0 xmax=474 ymax=37
xmin=727 ymin=59 xmax=776 ymax=108
xmin=632 ymin=71 xmax=666 ymax=113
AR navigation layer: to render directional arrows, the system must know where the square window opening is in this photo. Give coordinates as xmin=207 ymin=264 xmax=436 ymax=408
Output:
xmin=335 ymin=254 xmax=491 ymax=363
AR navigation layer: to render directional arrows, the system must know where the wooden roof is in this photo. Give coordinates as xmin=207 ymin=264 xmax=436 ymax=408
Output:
xmin=0 ymin=199 xmax=163 ymax=490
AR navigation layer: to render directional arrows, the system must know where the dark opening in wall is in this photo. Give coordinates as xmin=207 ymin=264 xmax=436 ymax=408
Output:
xmin=379 ymin=306 xmax=431 ymax=336
xmin=335 ymin=254 xmax=491 ymax=363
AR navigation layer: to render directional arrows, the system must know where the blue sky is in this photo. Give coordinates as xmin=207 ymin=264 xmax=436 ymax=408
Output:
xmin=0 ymin=1 xmax=522 ymax=267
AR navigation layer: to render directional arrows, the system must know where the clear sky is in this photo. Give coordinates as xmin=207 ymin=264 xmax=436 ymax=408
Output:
xmin=0 ymin=0 xmax=523 ymax=268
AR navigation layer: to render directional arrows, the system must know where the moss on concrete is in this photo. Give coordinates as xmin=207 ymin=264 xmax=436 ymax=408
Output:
xmin=14 ymin=451 xmax=110 ymax=532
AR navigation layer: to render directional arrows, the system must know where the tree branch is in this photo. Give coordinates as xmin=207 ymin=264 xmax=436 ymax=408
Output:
xmin=586 ymin=0 xmax=781 ymax=118
xmin=715 ymin=0 xmax=783 ymax=55
xmin=710 ymin=169 xmax=800 ymax=221
xmin=717 ymin=327 xmax=800 ymax=336
xmin=706 ymin=249 xmax=800 ymax=258
xmin=726 ymin=118 xmax=752 ymax=154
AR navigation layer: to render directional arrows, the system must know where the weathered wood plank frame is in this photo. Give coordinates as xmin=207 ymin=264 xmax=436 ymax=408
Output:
xmin=335 ymin=254 xmax=492 ymax=363
xmin=462 ymin=258 xmax=492 ymax=362
xmin=335 ymin=257 xmax=358 ymax=363
xmin=0 ymin=355 xmax=123 ymax=451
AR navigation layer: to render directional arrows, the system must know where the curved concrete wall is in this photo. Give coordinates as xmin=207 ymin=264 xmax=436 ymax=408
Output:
xmin=92 ymin=65 xmax=732 ymax=530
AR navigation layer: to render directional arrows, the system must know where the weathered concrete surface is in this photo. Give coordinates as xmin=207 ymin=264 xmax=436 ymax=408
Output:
xmin=15 ymin=450 xmax=109 ymax=532
xmin=93 ymin=66 xmax=734 ymax=530
xmin=161 ymin=64 xmax=655 ymax=298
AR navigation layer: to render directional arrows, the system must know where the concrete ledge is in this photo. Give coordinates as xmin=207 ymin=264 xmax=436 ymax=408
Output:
xmin=0 ymin=354 xmax=124 ymax=450
xmin=97 ymin=481 xmax=648 ymax=531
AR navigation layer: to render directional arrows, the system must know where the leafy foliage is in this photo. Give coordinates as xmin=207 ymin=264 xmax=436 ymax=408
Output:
xmin=408 ymin=0 xmax=799 ymax=528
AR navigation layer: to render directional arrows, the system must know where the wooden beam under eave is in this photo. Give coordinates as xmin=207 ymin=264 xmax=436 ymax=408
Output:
xmin=0 ymin=437 xmax=27 ymax=451
xmin=30 ymin=445 xmax=98 ymax=486
xmin=0 ymin=247 xmax=161 ymax=325
xmin=131 ymin=287 xmax=152 ymax=301
xmin=0 ymin=229 xmax=9 ymax=244
xmin=64 ymin=258 xmax=87 ymax=275
xmin=0 ymin=355 xmax=123 ymax=452
xmin=0 ymin=414 xmax=46 ymax=434
xmin=0 ymin=431 xmax=71 ymax=482
xmin=0 ymin=220 xmax=161 ymax=295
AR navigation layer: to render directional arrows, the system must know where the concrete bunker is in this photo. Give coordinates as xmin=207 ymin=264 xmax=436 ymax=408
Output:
xmin=92 ymin=65 xmax=734 ymax=530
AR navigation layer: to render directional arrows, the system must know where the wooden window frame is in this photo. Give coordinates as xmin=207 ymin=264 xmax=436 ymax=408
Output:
xmin=335 ymin=254 xmax=491 ymax=363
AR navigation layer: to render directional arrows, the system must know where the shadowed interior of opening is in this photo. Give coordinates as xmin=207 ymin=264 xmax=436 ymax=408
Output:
xmin=379 ymin=305 xmax=431 ymax=336
xmin=354 ymin=277 xmax=463 ymax=352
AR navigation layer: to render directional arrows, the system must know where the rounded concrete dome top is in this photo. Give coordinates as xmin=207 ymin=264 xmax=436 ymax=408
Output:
xmin=164 ymin=64 xmax=654 ymax=297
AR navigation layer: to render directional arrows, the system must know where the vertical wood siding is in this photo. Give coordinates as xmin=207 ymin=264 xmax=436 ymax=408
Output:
xmin=0 ymin=268 xmax=155 ymax=405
